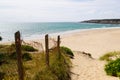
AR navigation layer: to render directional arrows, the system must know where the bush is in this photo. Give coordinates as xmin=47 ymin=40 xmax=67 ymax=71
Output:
xmin=9 ymin=52 xmax=32 ymax=61
xmin=105 ymin=58 xmax=120 ymax=77
xmin=61 ymin=46 xmax=74 ymax=58
xmin=21 ymin=45 xmax=37 ymax=52
xmin=22 ymin=53 xmax=32 ymax=61
xmin=9 ymin=52 xmax=17 ymax=59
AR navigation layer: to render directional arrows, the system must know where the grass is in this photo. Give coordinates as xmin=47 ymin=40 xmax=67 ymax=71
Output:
xmin=0 ymin=44 xmax=72 ymax=80
xmin=33 ymin=50 xmax=71 ymax=80
xmin=99 ymin=51 xmax=120 ymax=61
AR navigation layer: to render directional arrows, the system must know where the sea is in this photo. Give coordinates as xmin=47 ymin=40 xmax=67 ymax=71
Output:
xmin=0 ymin=22 xmax=120 ymax=42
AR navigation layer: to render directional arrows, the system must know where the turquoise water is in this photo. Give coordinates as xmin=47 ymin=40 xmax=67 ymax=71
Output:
xmin=0 ymin=22 xmax=120 ymax=42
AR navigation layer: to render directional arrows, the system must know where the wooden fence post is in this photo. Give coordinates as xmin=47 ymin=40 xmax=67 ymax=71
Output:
xmin=15 ymin=31 xmax=24 ymax=80
xmin=45 ymin=34 xmax=49 ymax=67
xmin=57 ymin=35 xmax=61 ymax=59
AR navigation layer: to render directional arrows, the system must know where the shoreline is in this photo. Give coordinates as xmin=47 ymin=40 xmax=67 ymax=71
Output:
xmin=0 ymin=28 xmax=120 ymax=59
xmin=61 ymin=28 xmax=120 ymax=59
xmin=1 ymin=27 xmax=120 ymax=59
xmin=1 ymin=26 xmax=120 ymax=43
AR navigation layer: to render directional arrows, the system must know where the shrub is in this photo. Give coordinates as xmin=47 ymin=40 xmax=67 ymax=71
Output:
xmin=22 ymin=53 xmax=32 ymax=61
xmin=9 ymin=52 xmax=17 ymax=59
xmin=9 ymin=44 xmax=37 ymax=52
xmin=105 ymin=58 xmax=120 ymax=77
xmin=61 ymin=46 xmax=74 ymax=58
xmin=9 ymin=52 xmax=32 ymax=61
xmin=21 ymin=45 xmax=37 ymax=52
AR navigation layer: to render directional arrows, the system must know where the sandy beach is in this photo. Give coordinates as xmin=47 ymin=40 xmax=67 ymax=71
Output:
xmin=1 ymin=28 xmax=120 ymax=80
xmin=61 ymin=28 xmax=120 ymax=59
xmin=60 ymin=28 xmax=120 ymax=80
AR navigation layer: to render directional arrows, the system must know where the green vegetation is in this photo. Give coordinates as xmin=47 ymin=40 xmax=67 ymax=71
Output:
xmin=0 ymin=44 xmax=72 ymax=80
xmin=22 ymin=53 xmax=32 ymax=61
xmin=105 ymin=58 xmax=120 ymax=77
xmin=100 ymin=51 xmax=120 ymax=77
xmin=21 ymin=45 xmax=38 ymax=52
xmin=9 ymin=52 xmax=32 ymax=61
xmin=61 ymin=46 xmax=74 ymax=58
xmin=33 ymin=49 xmax=71 ymax=80
xmin=99 ymin=51 xmax=120 ymax=61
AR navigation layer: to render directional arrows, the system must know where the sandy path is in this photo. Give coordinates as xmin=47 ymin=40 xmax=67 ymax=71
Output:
xmin=71 ymin=52 xmax=119 ymax=80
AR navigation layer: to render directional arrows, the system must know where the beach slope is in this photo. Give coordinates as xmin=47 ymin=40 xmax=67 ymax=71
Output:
xmin=61 ymin=28 xmax=120 ymax=58
xmin=61 ymin=28 xmax=120 ymax=80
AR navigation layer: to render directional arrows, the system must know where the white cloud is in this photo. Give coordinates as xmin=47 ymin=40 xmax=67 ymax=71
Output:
xmin=0 ymin=0 xmax=120 ymax=22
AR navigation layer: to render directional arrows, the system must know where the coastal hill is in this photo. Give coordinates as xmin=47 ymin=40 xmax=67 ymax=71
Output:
xmin=81 ymin=19 xmax=120 ymax=24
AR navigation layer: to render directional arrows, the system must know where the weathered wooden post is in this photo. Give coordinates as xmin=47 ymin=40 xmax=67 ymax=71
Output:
xmin=57 ymin=35 xmax=61 ymax=59
xmin=45 ymin=34 xmax=49 ymax=67
xmin=15 ymin=31 xmax=24 ymax=80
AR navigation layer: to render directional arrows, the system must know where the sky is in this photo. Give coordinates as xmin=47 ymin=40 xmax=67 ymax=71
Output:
xmin=0 ymin=0 xmax=120 ymax=22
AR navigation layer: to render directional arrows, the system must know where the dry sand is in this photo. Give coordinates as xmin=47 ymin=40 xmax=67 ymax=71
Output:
xmin=61 ymin=28 xmax=120 ymax=59
xmin=60 ymin=28 xmax=120 ymax=80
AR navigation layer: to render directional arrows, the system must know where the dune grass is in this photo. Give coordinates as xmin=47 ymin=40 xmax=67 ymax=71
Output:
xmin=100 ymin=51 xmax=120 ymax=77
xmin=99 ymin=51 xmax=120 ymax=61
xmin=0 ymin=44 xmax=72 ymax=80
xmin=33 ymin=49 xmax=71 ymax=80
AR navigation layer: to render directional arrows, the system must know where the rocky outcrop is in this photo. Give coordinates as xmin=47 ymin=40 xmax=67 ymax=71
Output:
xmin=81 ymin=19 xmax=120 ymax=24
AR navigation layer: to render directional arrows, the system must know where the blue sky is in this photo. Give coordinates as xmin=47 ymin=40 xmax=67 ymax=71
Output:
xmin=0 ymin=0 xmax=120 ymax=22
